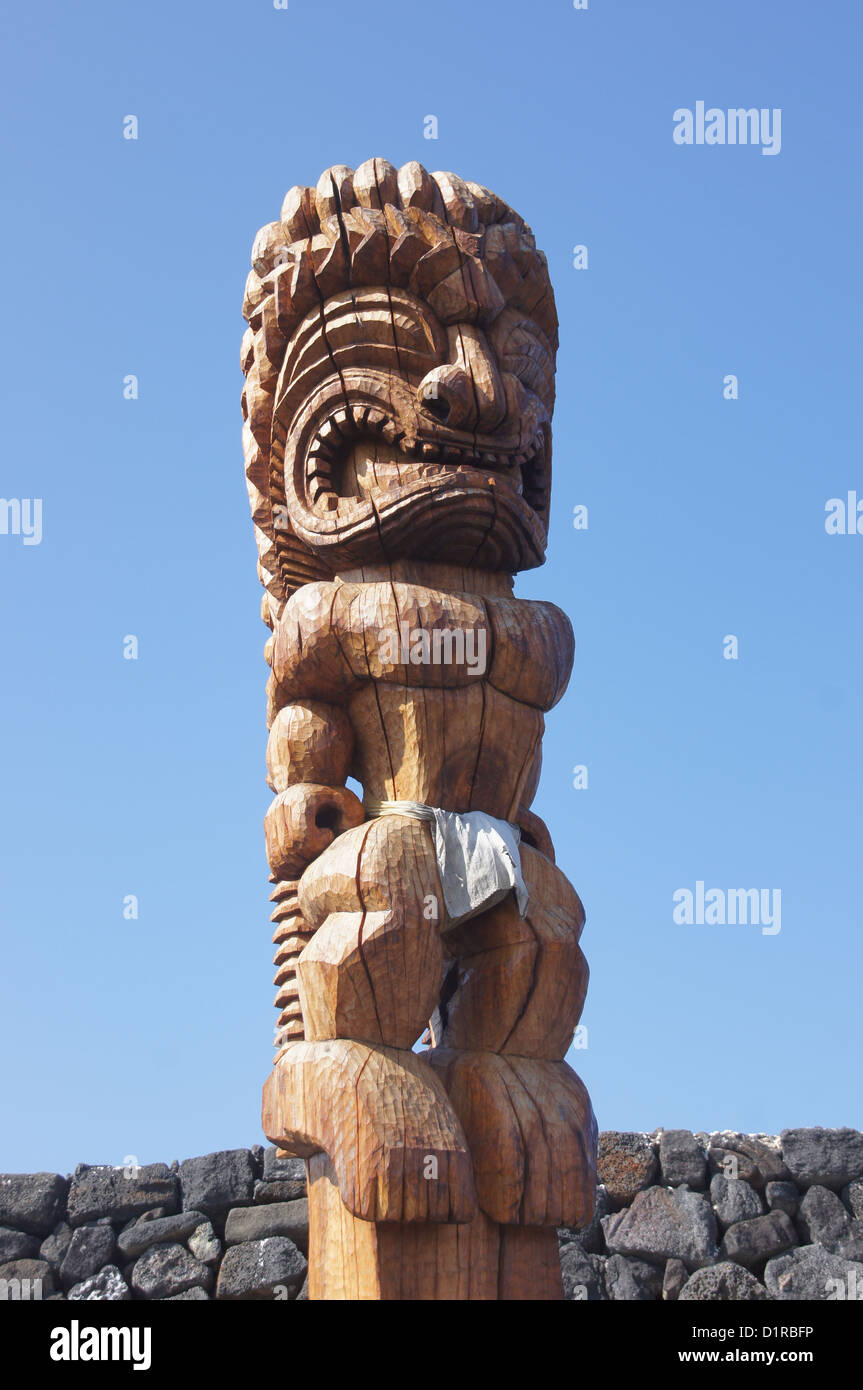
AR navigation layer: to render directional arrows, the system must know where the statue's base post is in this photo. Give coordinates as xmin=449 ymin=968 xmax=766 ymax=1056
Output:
xmin=306 ymin=1154 xmax=563 ymax=1301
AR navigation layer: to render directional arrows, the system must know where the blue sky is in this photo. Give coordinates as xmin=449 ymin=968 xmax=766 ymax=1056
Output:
xmin=1 ymin=0 xmax=860 ymax=1173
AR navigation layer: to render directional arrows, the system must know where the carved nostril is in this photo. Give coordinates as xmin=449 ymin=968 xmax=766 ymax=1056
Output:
xmin=423 ymin=392 xmax=451 ymax=423
xmin=417 ymin=368 xmax=473 ymax=430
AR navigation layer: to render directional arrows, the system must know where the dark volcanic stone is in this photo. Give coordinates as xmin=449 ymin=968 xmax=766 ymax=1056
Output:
xmin=781 ymin=1129 xmax=863 ymax=1192
xmin=133 ymin=1206 xmax=170 ymax=1223
xmin=0 ymin=1227 xmax=39 ymax=1263
xmin=39 ymin=1222 xmax=74 ymax=1269
xmin=559 ymin=1245 xmax=604 ymax=1301
xmin=0 ymin=1173 xmax=69 ymax=1236
xmin=130 ymin=1242 xmax=213 ymax=1299
xmin=117 ymin=1209 xmax=209 ymax=1260
xmin=604 ymin=1254 xmax=663 ymax=1301
xmin=597 ymin=1133 xmax=658 ymax=1207
xmin=67 ymin=1164 xmax=177 ymax=1226
xmin=225 ymin=1200 xmax=309 ymax=1253
xmin=679 ymin=1262 xmax=769 ymax=1301
xmin=216 ymin=1237 xmax=306 ymax=1301
xmin=603 ymin=1185 xmax=717 ymax=1271
xmin=178 ymin=1151 xmax=256 ymax=1220
xmin=842 ymin=1180 xmax=863 ymax=1221
xmin=836 ymin=1225 xmax=863 ymax=1262
xmin=765 ymin=1181 xmax=799 ymax=1218
xmin=710 ymin=1174 xmax=764 ymax=1230
xmin=720 ymin=1211 xmax=797 ymax=1270
xmin=60 ymin=1225 xmax=116 ymax=1289
xmin=765 ymin=1244 xmax=863 ymax=1300
xmin=707 ymin=1134 xmax=788 ymax=1189
xmin=262 ymin=1149 xmax=306 ymax=1185
xmin=659 ymin=1131 xmax=707 ymax=1190
xmin=708 ymin=1148 xmax=760 ymax=1187
xmin=253 ymin=1179 xmax=307 ymax=1205
xmin=797 ymin=1185 xmax=852 ymax=1251
xmin=662 ymin=1258 xmax=688 ymax=1301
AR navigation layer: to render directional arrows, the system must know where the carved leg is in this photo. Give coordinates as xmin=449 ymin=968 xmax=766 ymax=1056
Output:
xmin=427 ymin=844 xmax=598 ymax=1257
xmin=264 ymin=816 xmax=476 ymax=1230
xmin=296 ymin=816 xmax=444 ymax=1048
xmin=263 ymin=1039 xmax=474 ymax=1223
xmin=425 ymin=1049 xmax=596 ymax=1229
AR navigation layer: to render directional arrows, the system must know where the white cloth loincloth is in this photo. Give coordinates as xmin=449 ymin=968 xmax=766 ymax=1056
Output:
xmin=363 ymin=798 xmax=529 ymax=928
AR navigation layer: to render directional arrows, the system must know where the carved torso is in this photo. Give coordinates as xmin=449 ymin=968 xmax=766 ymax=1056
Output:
xmin=271 ymin=571 xmax=573 ymax=820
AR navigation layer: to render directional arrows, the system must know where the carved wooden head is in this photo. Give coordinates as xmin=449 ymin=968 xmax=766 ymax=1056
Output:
xmin=242 ymin=159 xmax=558 ymax=614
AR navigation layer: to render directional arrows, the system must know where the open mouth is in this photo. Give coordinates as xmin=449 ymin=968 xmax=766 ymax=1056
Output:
xmin=303 ymin=405 xmax=548 ymax=516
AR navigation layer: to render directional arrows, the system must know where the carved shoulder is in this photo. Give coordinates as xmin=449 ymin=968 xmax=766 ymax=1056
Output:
xmin=486 ymin=597 xmax=574 ymax=710
xmin=271 ymin=581 xmax=359 ymax=702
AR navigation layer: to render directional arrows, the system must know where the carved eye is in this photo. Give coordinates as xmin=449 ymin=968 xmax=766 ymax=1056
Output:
xmin=281 ymin=288 xmax=447 ymax=397
xmin=492 ymin=312 xmax=556 ymax=409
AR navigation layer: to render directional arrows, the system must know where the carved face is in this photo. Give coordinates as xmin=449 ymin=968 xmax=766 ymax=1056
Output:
xmin=242 ymin=160 xmax=558 ymax=607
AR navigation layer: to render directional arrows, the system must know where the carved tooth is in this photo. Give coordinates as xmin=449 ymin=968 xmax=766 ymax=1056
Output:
xmin=307 ymin=471 xmax=333 ymax=493
xmin=318 ymin=419 xmax=341 ymax=446
xmin=366 ymin=409 xmax=387 ymax=431
xmin=382 ymin=421 xmax=404 ymax=445
xmin=309 ymin=474 xmax=337 ymax=507
xmin=332 ymin=409 xmax=353 ymax=435
xmin=308 ymin=434 xmax=336 ymax=458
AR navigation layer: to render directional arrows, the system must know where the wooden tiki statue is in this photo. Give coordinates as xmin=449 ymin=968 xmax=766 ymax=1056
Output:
xmin=241 ymin=159 xmax=597 ymax=1300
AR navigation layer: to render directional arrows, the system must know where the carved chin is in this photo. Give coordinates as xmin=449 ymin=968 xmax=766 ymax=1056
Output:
xmin=272 ymin=378 xmax=550 ymax=572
